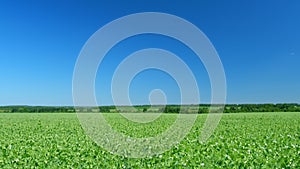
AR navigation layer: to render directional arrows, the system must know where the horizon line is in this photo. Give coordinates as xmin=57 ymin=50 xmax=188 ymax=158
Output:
xmin=0 ymin=102 xmax=299 ymax=107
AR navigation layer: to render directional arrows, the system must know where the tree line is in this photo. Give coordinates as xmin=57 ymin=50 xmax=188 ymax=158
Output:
xmin=0 ymin=104 xmax=299 ymax=113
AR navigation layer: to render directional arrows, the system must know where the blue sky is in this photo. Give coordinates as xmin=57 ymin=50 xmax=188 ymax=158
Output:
xmin=0 ymin=0 xmax=299 ymax=106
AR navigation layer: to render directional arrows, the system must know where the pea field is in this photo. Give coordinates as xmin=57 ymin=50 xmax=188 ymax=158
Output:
xmin=0 ymin=112 xmax=299 ymax=168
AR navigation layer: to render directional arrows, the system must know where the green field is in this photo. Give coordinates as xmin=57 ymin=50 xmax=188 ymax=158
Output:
xmin=0 ymin=112 xmax=299 ymax=168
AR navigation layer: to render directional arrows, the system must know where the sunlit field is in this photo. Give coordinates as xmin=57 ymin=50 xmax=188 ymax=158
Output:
xmin=0 ymin=112 xmax=299 ymax=168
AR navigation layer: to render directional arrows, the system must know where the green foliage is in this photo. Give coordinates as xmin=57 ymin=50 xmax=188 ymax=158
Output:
xmin=0 ymin=112 xmax=299 ymax=168
xmin=142 ymin=108 xmax=147 ymax=112
xmin=0 ymin=106 xmax=75 ymax=113
xmin=1 ymin=104 xmax=300 ymax=113
xmin=224 ymin=104 xmax=300 ymax=113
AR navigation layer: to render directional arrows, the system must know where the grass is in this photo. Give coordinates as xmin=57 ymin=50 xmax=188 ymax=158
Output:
xmin=0 ymin=112 xmax=299 ymax=168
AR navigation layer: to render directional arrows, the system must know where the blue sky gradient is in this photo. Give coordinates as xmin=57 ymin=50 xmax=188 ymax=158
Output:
xmin=0 ymin=0 xmax=299 ymax=105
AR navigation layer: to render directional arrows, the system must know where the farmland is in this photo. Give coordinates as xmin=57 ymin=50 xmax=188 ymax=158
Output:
xmin=0 ymin=112 xmax=299 ymax=168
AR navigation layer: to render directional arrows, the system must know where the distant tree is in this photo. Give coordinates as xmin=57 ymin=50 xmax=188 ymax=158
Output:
xmin=198 ymin=107 xmax=209 ymax=114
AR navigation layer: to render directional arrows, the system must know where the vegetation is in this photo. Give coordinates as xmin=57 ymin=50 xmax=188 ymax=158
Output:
xmin=0 ymin=103 xmax=300 ymax=113
xmin=0 ymin=112 xmax=299 ymax=168
xmin=224 ymin=103 xmax=300 ymax=113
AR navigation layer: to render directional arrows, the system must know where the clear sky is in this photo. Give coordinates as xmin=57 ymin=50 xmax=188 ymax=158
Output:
xmin=0 ymin=0 xmax=299 ymax=106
